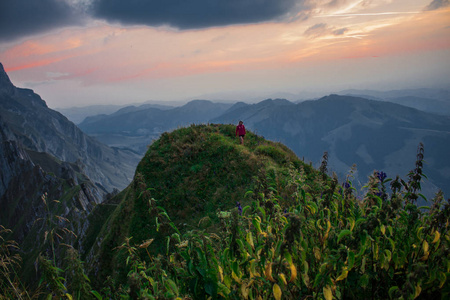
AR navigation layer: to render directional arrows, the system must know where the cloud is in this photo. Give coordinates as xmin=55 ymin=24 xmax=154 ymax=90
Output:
xmin=304 ymin=23 xmax=347 ymax=37
xmin=426 ymin=0 xmax=450 ymax=10
xmin=0 ymin=0 xmax=88 ymax=42
xmin=91 ymin=0 xmax=306 ymax=29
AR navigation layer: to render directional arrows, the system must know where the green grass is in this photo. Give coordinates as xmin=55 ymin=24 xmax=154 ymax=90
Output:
xmin=86 ymin=124 xmax=322 ymax=284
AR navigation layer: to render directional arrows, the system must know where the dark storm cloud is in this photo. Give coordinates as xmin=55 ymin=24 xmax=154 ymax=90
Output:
xmin=91 ymin=0 xmax=305 ymax=29
xmin=426 ymin=0 xmax=450 ymax=10
xmin=0 ymin=0 xmax=85 ymax=42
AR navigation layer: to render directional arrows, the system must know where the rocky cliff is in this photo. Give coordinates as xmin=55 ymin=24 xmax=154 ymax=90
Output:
xmin=0 ymin=62 xmax=141 ymax=193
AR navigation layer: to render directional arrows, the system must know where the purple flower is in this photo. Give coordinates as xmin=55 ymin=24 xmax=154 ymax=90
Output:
xmin=236 ymin=201 xmax=242 ymax=215
xmin=376 ymin=171 xmax=387 ymax=182
xmin=344 ymin=182 xmax=351 ymax=189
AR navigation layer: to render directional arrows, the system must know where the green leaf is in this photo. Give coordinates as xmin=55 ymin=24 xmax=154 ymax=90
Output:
xmin=168 ymin=222 xmax=181 ymax=235
xmin=337 ymin=230 xmax=352 ymax=243
xmin=244 ymin=190 xmax=254 ymax=198
xmin=257 ymin=207 xmax=266 ymax=221
xmin=242 ymin=205 xmax=251 ymax=215
xmin=348 ymin=251 xmax=355 ymax=270
xmin=90 ymin=290 xmax=103 ymax=300
xmin=359 ymin=273 xmax=369 ymax=288
xmin=164 ymin=279 xmax=178 ymax=296
xmin=388 ymin=286 xmax=399 ymax=299
xmin=156 ymin=217 xmax=160 ymax=232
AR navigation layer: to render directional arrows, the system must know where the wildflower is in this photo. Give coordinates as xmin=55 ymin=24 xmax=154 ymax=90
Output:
xmin=344 ymin=182 xmax=351 ymax=189
xmin=376 ymin=171 xmax=387 ymax=182
xmin=236 ymin=201 xmax=242 ymax=215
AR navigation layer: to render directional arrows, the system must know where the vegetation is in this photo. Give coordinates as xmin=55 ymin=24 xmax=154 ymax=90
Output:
xmin=1 ymin=125 xmax=449 ymax=299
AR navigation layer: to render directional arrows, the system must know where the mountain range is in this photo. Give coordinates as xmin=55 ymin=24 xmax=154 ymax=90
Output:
xmin=76 ymin=94 xmax=450 ymax=198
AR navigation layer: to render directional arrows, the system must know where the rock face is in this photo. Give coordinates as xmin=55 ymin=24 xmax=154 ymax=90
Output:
xmin=0 ymin=62 xmax=139 ymax=283
xmin=0 ymin=62 xmax=141 ymax=193
xmin=0 ymin=110 xmax=100 ymax=243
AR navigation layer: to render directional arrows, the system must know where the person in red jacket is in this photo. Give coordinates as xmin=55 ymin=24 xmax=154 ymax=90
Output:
xmin=236 ymin=120 xmax=246 ymax=145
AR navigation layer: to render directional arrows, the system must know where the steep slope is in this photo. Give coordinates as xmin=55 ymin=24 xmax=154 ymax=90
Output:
xmin=78 ymin=100 xmax=233 ymax=154
xmin=83 ymin=124 xmax=319 ymax=284
xmin=0 ymin=119 xmax=105 ymax=284
xmin=0 ymin=63 xmax=141 ymax=192
xmin=213 ymin=95 xmax=450 ymax=197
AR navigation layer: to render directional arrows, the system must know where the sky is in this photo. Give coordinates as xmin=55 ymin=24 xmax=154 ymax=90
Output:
xmin=0 ymin=0 xmax=449 ymax=108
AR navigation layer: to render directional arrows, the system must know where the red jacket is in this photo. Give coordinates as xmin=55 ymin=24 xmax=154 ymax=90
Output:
xmin=236 ymin=124 xmax=246 ymax=136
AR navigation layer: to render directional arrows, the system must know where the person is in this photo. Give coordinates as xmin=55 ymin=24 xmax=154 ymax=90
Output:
xmin=236 ymin=121 xmax=246 ymax=145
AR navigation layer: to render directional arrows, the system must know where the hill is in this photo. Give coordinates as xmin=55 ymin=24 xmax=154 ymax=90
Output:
xmin=82 ymin=124 xmax=319 ymax=284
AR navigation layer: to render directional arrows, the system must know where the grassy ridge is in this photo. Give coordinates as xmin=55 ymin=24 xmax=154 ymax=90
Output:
xmin=86 ymin=124 xmax=319 ymax=284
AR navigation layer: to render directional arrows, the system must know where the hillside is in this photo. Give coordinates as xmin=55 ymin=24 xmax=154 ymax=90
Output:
xmin=82 ymin=124 xmax=319 ymax=284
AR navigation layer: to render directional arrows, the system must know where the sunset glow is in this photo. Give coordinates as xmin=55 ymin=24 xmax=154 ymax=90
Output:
xmin=0 ymin=0 xmax=449 ymax=107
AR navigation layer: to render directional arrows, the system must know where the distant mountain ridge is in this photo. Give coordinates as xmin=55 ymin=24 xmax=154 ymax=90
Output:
xmin=74 ymin=93 xmax=450 ymax=197
xmin=340 ymin=88 xmax=450 ymax=116
xmin=214 ymin=95 xmax=450 ymax=198
xmin=78 ymin=99 xmax=233 ymax=153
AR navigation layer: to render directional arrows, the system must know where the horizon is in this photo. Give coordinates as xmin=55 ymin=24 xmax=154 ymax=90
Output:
xmin=1 ymin=0 xmax=449 ymax=108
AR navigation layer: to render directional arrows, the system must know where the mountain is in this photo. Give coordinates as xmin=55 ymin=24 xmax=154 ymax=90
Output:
xmin=0 ymin=63 xmax=141 ymax=193
xmin=213 ymin=95 xmax=450 ymax=198
xmin=78 ymin=100 xmax=233 ymax=154
xmin=56 ymin=103 xmax=175 ymax=124
xmin=81 ymin=124 xmax=319 ymax=284
xmin=0 ymin=62 xmax=144 ymax=283
xmin=341 ymin=88 xmax=450 ymax=116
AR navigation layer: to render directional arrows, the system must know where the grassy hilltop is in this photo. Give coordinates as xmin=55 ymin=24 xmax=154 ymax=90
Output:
xmin=2 ymin=124 xmax=449 ymax=299
xmin=83 ymin=124 xmax=319 ymax=283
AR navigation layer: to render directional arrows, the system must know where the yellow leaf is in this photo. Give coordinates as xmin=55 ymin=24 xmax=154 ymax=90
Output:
xmin=232 ymin=271 xmax=241 ymax=284
xmin=265 ymin=263 xmax=276 ymax=282
xmin=432 ymin=230 xmax=440 ymax=243
xmin=273 ymin=283 xmax=282 ymax=300
xmin=247 ymin=232 xmax=254 ymax=249
xmin=314 ymin=247 xmax=321 ymax=260
xmin=241 ymin=281 xmax=249 ymax=299
xmin=289 ymin=263 xmax=297 ymax=283
xmin=414 ymin=284 xmax=422 ymax=299
xmin=218 ymin=265 xmax=224 ymax=282
xmin=423 ymin=240 xmax=429 ymax=255
xmin=324 ymin=220 xmax=331 ymax=240
xmin=336 ymin=267 xmax=348 ymax=281
xmin=323 ymin=285 xmax=333 ymax=300
xmin=302 ymin=272 xmax=310 ymax=287
xmin=279 ymin=273 xmax=288 ymax=285
xmin=380 ymin=225 xmax=386 ymax=235
xmin=349 ymin=217 xmax=355 ymax=231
